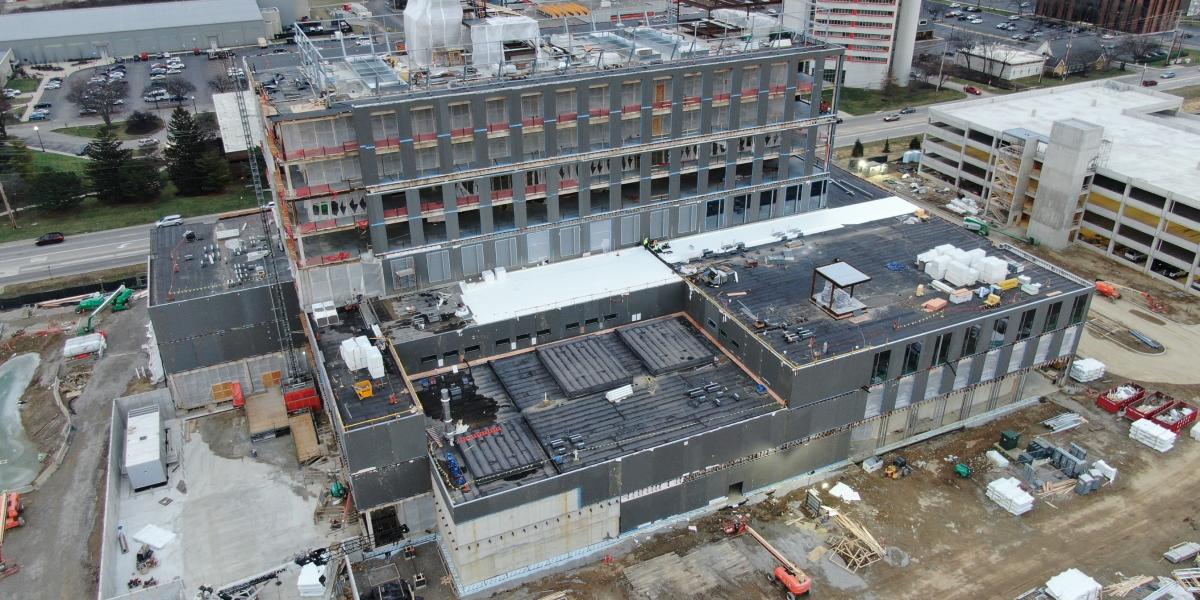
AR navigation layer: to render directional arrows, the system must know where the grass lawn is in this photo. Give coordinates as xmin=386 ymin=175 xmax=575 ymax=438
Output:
xmin=0 ymin=183 xmax=258 ymax=244
xmin=30 ymin=151 xmax=89 ymax=176
xmin=831 ymin=86 xmax=967 ymax=115
xmin=6 ymin=77 xmax=41 ymax=93
xmin=1007 ymin=68 xmax=1125 ymax=89
xmin=1166 ymin=85 xmax=1200 ymax=100
xmin=53 ymin=120 xmax=163 ymax=140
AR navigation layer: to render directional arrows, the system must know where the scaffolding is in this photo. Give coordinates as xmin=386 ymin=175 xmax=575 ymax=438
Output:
xmin=988 ymin=134 xmax=1024 ymax=227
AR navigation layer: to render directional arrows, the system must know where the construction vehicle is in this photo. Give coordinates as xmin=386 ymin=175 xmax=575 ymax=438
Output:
xmin=1095 ymin=280 xmax=1121 ymax=300
xmin=962 ymin=217 xmax=1036 ymax=244
xmin=76 ymin=285 xmax=127 ymax=334
xmin=883 ymin=456 xmax=912 ymax=479
xmin=0 ymin=492 xmax=23 ymax=582
xmin=723 ymin=515 xmax=811 ymax=598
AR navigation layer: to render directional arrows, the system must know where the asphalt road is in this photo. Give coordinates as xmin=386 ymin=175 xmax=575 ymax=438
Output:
xmin=0 ymin=224 xmax=150 ymax=287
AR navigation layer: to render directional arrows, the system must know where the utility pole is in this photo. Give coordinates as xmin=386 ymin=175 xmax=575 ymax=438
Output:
xmin=0 ymin=180 xmax=15 ymax=229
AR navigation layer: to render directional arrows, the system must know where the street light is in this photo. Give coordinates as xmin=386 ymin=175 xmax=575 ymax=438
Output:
xmin=190 ymin=95 xmax=197 ymax=112
xmin=33 ymin=125 xmax=44 ymax=152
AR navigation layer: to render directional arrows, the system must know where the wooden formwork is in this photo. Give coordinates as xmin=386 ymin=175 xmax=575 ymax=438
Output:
xmin=828 ymin=514 xmax=885 ymax=572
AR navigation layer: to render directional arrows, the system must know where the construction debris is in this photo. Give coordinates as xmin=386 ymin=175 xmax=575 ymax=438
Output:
xmin=827 ymin=513 xmax=884 ymax=572
xmin=1104 ymin=575 xmax=1155 ymax=598
xmin=1172 ymin=568 xmax=1200 ymax=594
xmin=1163 ymin=542 xmax=1200 ymax=564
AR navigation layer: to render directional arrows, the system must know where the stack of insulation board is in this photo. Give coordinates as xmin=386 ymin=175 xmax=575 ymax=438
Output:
xmin=1044 ymin=568 xmax=1102 ymax=600
xmin=949 ymin=288 xmax=972 ymax=304
xmin=297 ymin=563 xmax=324 ymax=597
xmin=1130 ymin=419 xmax=1176 ymax=452
xmin=1069 ymin=358 xmax=1105 ymax=383
xmin=339 ymin=335 xmax=386 ymax=379
xmin=986 ymin=477 xmax=1034 ymax=515
xmin=1192 ymin=423 xmax=1200 ymax=442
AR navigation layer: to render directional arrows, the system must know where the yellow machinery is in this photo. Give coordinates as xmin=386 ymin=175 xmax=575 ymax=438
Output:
xmin=353 ymin=380 xmax=374 ymax=400
xmin=983 ymin=294 xmax=1001 ymax=309
xmin=997 ymin=278 xmax=1020 ymax=291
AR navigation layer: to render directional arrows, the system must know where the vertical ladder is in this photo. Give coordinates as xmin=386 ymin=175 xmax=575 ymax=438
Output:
xmin=230 ymin=62 xmax=303 ymax=383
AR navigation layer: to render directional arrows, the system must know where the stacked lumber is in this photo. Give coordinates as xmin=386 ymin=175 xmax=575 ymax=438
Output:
xmin=1103 ymin=575 xmax=1153 ymax=597
xmin=828 ymin=514 xmax=884 ymax=572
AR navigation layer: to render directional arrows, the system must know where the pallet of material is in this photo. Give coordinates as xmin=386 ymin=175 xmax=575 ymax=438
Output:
xmin=1172 ymin=568 xmax=1200 ymax=594
xmin=1164 ymin=542 xmax=1200 ymax=564
xmin=1125 ymin=392 xmax=1174 ymax=421
xmin=245 ymin=389 xmax=290 ymax=439
xmin=289 ymin=413 xmax=321 ymax=464
xmin=1129 ymin=419 xmax=1176 ymax=453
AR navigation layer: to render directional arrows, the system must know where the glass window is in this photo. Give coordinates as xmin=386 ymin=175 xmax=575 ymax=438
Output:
xmin=901 ymin=342 xmax=922 ymax=375
xmin=932 ymin=332 xmax=953 ymax=365
xmin=1016 ymin=309 xmax=1036 ymax=341
xmin=870 ymin=350 xmax=890 ymax=384
xmin=527 ymin=230 xmax=550 ymax=263
xmin=495 ymin=238 xmax=517 ymax=267
xmin=559 ymin=226 xmax=580 ymax=257
xmin=1069 ymin=295 xmax=1088 ymax=325
xmin=461 ymin=244 xmax=484 ymax=275
xmin=1043 ymin=302 xmax=1063 ymax=333
xmin=991 ymin=317 xmax=1009 ymax=348
xmin=426 ymin=250 xmax=451 ymax=283
xmin=961 ymin=325 xmax=981 ymax=356
xmin=589 ymin=221 xmax=612 ymax=252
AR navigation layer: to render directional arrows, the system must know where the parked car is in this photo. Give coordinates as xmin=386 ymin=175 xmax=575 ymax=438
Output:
xmin=155 ymin=215 xmax=183 ymax=228
xmin=1101 ymin=34 xmax=1114 ymax=39
xmin=76 ymin=143 xmax=92 ymax=156
xmin=882 ymin=114 xmax=901 ymax=122
xmin=3 ymin=88 xmax=20 ymax=98
xmin=79 ymin=107 xmax=98 ymax=115
xmin=898 ymin=106 xmax=916 ymax=114
xmin=35 ymin=232 xmax=65 ymax=246
xmin=1161 ymin=71 xmax=1177 ymax=79
xmin=963 ymin=85 xmax=982 ymax=95
xmin=44 ymin=81 xmax=61 ymax=90
xmin=1122 ymin=248 xmax=1147 ymax=263
xmin=1152 ymin=260 xmax=1185 ymax=279
xmin=138 ymin=138 xmax=159 ymax=147
xmin=1142 ymin=79 xmax=1158 ymax=86
xmin=150 ymin=73 xmax=167 ymax=81
xmin=33 ymin=102 xmax=51 ymax=109
xmin=1008 ymin=14 xmax=1021 ymax=20
xmin=29 ymin=111 xmax=49 ymax=121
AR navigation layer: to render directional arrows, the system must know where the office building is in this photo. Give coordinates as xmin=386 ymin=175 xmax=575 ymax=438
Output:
xmin=783 ymin=0 xmax=922 ymax=89
xmin=1035 ymin=0 xmax=1182 ymax=34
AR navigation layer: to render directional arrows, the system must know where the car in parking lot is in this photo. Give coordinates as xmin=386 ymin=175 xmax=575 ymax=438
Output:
xmin=1161 ymin=71 xmax=1176 ymax=79
xmin=33 ymin=102 xmax=51 ymax=110
xmin=150 ymin=73 xmax=167 ymax=81
xmin=1122 ymin=248 xmax=1147 ymax=263
xmin=882 ymin=114 xmax=900 ymax=122
xmin=29 ymin=111 xmax=49 ymax=121
xmin=1152 ymin=260 xmax=1185 ymax=279
xmin=3 ymin=88 xmax=20 ymax=98
xmin=970 ymin=18 xmax=983 ymax=24
xmin=1008 ymin=14 xmax=1021 ymax=20
xmin=35 ymin=232 xmax=65 ymax=246
xmin=137 ymin=138 xmax=159 ymax=148
xmin=963 ymin=85 xmax=982 ymax=95
xmin=76 ymin=143 xmax=92 ymax=156
xmin=155 ymin=214 xmax=183 ymax=228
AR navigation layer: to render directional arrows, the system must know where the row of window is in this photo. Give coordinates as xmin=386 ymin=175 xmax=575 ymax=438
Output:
xmin=869 ymin=297 xmax=1084 ymax=384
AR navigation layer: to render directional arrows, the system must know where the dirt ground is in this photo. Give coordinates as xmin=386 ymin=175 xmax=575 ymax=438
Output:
xmin=0 ymin=303 xmax=149 ymax=600
xmin=499 ymin=382 xmax=1200 ymax=600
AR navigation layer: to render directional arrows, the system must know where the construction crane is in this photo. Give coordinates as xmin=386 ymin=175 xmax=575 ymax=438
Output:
xmin=1094 ymin=280 xmax=1169 ymax=314
xmin=230 ymin=61 xmax=305 ymax=385
xmin=724 ymin=515 xmax=812 ymax=599
xmin=76 ymin=285 xmax=126 ymax=335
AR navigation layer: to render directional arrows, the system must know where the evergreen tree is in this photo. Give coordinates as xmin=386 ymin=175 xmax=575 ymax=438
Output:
xmin=121 ymin=160 xmax=163 ymax=202
xmin=33 ymin=170 xmax=85 ymax=211
xmin=909 ymin=136 xmax=922 ymax=151
xmin=851 ymin=139 xmax=864 ymax=158
xmin=86 ymin=126 xmax=132 ymax=204
xmin=883 ymin=138 xmax=891 ymax=153
xmin=165 ymin=107 xmax=206 ymax=195
xmin=197 ymin=150 xmax=231 ymax=194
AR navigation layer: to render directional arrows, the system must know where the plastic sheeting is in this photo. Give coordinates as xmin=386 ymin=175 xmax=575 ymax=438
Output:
xmin=470 ymin=16 xmax=541 ymax=72
xmin=404 ymin=0 xmax=465 ymax=66
xmin=711 ymin=8 xmax=779 ymax=39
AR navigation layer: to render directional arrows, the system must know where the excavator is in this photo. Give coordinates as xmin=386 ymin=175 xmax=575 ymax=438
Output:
xmin=724 ymin=515 xmax=811 ymax=599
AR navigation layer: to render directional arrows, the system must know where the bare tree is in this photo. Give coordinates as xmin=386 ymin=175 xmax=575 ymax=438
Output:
xmin=945 ymin=30 xmax=982 ymax=73
xmin=208 ymin=74 xmax=237 ymax=93
xmin=163 ymin=76 xmax=196 ymax=100
xmin=66 ymin=78 xmax=128 ymax=126
xmin=926 ymin=5 xmax=944 ymax=20
xmin=1116 ymin=35 xmax=1160 ymax=62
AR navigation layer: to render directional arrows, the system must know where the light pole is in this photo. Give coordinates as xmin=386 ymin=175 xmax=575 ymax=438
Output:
xmin=33 ymin=125 xmax=44 ymax=152
xmin=190 ymin=95 xmax=197 ymax=112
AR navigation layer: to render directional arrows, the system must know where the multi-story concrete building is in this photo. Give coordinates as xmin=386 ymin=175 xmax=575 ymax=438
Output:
xmin=1035 ymin=0 xmax=1182 ymax=34
xmin=257 ymin=5 xmax=843 ymax=309
xmin=783 ymin=0 xmax=922 ymax=88
xmin=920 ymin=80 xmax=1200 ymax=291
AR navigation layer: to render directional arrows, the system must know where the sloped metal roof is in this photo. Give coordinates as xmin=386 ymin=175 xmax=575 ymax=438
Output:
xmin=0 ymin=0 xmax=263 ymax=42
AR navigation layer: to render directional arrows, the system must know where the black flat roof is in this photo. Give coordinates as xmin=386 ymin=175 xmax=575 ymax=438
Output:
xmin=148 ymin=212 xmax=292 ymax=305
xmin=432 ymin=317 xmax=780 ymax=500
xmin=313 ymin=307 xmax=415 ymax=427
xmin=683 ymin=217 xmax=1090 ymax=364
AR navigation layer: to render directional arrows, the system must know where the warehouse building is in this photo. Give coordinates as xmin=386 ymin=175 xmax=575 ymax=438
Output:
xmin=0 ymin=0 xmax=268 ymax=63
xmin=919 ymin=80 xmax=1200 ymax=292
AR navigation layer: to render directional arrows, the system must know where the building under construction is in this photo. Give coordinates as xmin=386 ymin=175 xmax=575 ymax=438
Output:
xmin=209 ymin=0 xmax=1096 ymax=594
